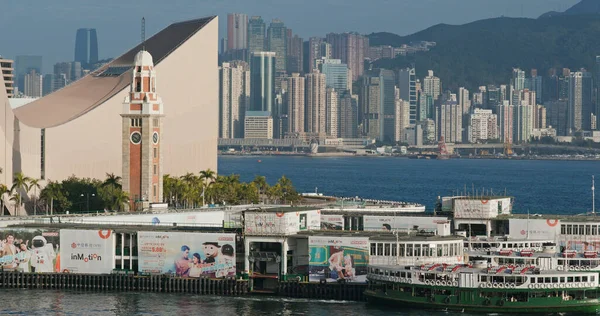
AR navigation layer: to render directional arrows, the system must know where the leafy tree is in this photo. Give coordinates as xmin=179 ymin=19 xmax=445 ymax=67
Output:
xmin=40 ymin=181 xmax=70 ymax=215
xmin=0 ymin=184 xmax=8 ymax=216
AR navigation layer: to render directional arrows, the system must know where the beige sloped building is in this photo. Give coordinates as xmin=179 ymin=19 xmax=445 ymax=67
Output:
xmin=1 ymin=16 xmax=218 ymax=215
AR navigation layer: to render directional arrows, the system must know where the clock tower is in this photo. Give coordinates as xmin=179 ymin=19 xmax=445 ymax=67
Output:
xmin=121 ymin=50 xmax=164 ymax=210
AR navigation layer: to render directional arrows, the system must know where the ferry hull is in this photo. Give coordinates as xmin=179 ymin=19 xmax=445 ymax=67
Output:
xmin=364 ymin=289 xmax=600 ymax=314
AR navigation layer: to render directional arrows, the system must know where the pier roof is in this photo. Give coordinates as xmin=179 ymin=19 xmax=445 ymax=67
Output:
xmin=498 ymin=214 xmax=600 ymax=222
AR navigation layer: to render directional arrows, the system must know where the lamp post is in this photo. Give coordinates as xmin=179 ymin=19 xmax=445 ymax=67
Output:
xmin=80 ymin=193 xmax=95 ymax=212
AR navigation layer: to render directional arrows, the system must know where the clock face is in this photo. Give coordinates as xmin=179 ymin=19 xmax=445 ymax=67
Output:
xmin=131 ymin=132 xmax=142 ymax=144
xmin=153 ymin=132 xmax=159 ymax=144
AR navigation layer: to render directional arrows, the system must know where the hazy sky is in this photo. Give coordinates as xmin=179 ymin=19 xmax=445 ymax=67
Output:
xmin=1 ymin=0 xmax=579 ymax=73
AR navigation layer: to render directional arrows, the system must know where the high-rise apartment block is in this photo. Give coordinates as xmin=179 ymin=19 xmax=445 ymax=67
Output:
xmin=458 ymin=87 xmax=470 ymax=115
xmin=307 ymin=37 xmax=331 ymax=72
xmin=305 ymin=69 xmax=326 ymax=133
xmin=326 ymin=32 xmax=368 ymax=81
xmin=0 ymin=57 xmax=14 ymax=98
xmin=15 ymin=55 xmax=42 ymax=91
xmin=219 ymin=61 xmax=250 ymax=139
xmin=283 ymin=73 xmax=305 ymax=134
xmin=423 ymin=70 xmax=441 ymax=100
xmin=468 ymin=109 xmax=498 ymax=143
xmin=74 ymin=28 xmax=99 ymax=67
xmin=513 ymin=104 xmax=534 ymax=143
xmin=395 ymin=98 xmax=410 ymax=143
xmin=568 ymin=70 xmax=593 ymax=132
xmin=325 ymin=88 xmax=339 ymax=137
xmin=227 ymin=13 xmax=248 ymax=51
xmin=339 ymin=93 xmax=358 ymax=138
xmin=250 ymin=52 xmax=276 ymax=113
xmin=361 ymin=69 xmax=395 ymax=142
xmin=267 ymin=19 xmax=287 ymax=74
xmin=286 ymin=32 xmax=303 ymax=74
xmin=496 ymin=102 xmax=514 ymax=144
xmin=23 ymin=69 xmax=43 ymax=98
xmin=436 ymin=100 xmax=462 ymax=143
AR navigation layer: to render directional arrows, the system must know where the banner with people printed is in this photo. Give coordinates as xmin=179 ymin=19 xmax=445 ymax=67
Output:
xmin=137 ymin=232 xmax=236 ymax=278
xmin=308 ymin=236 xmax=369 ymax=283
xmin=0 ymin=229 xmax=60 ymax=273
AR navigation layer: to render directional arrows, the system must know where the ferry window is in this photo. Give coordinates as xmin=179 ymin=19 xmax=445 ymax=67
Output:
xmin=437 ymin=245 xmax=443 ymax=257
xmin=583 ymin=276 xmax=589 ymax=282
xmin=592 ymin=276 xmax=596 ymax=282
xmin=567 ymin=276 xmax=574 ymax=282
xmin=580 ymin=225 xmax=585 ymax=235
xmin=481 ymin=276 xmax=488 ymax=282
xmin=560 ymin=277 xmax=565 ymax=282
xmin=401 ymin=272 xmax=406 ymax=278
xmin=370 ymin=243 xmax=376 ymax=256
xmin=544 ymin=277 xmax=551 ymax=283
xmin=377 ymin=243 xmax=383 ymax=256
xmin=537 ymin=277 xmax=543 ymax=283
xmin=399 ymin=244 xmax=405 ymax=256
xmin=415 ymin=244 xmax=421 ymax=257
xmin=531 ymin=278 xmax=536 ymax=284
xmin=558 ymin=260 xmax=564 ymax=265
xmin=385 ymin=243 xmax=391 ymax=256
xmin=552 ymin=277 xmax=558 ymax=283
xmin=594 ymin=226 xmax=599 ymax=236
xmin=392 ymin=244 xmax=397 ymax=257
xmin=407 ymin=244 xmax=413 ymax=256
xmin=567 ymin=225 xmax=572 ymax=235
xmin=575 ymin=277 xmax=581 ymax=282
xmin=586 ymin=225 xmax=591 ymax=235
xmin=443 ymin=244 xmax=448 ymax=256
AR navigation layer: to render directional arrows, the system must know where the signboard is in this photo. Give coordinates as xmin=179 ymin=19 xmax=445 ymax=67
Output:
xmin=0 ymin=228 xmax=60 ymax=273
xmin=508 ymin=218 xmax=560 ymax=240
xmin=137 ymin=232 xmax=236 ymax=278
xmin=308 ymin=236 xmax=369 ymax=283
xmin=245 ymin=210 xmax=321 ymax=235
xmin=59 ymin=229 xmax=115 ymax=274
xmin=363 ymin=216 xmax=449 ymax=232
xmin=320 ymin=215 xmax=344 ymax=230
xmin=77 ymin=211 xmax=225 ymax=227
xmin=454 ymin=198 xmax=512 ymax=219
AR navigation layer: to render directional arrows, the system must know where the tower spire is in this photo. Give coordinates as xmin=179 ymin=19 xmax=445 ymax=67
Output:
xmin=141 ymin=17 xmax=146 ymax=51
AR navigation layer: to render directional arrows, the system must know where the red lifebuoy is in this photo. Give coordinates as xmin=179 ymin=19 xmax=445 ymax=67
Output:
xmin=276 ymin=212 xmax=284 ymax=218
xmin=481 ymin=200 xmax=489 ymax=204
xmin=98 ymin=230 xmax=112 ymax=239
xmin=546 ymin=219 xmax=559 ymax=227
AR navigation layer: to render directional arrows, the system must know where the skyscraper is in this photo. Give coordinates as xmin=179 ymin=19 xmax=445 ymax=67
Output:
xmin=339 ymin=93 xmax=358 ymax=138
xmin=397 ymin=68 xmax=417 ymax=124
xmin=283 ymin=73 xmax=305 ymax=133
xmin=395 ymin=95 xmax=410 ymax=143
xmin=305 ymin=69 xmax=326 ymax=133
xmin=23 ymin=69 xmax=43 ymax=98
xmin=468 ymin=109 xmax=498 ymax=143
xmin=458 ymin=87 xmax=470 ymax=114
xmin=250 ymin=52 xmax=276 ymax=113
xmin=326 ymin=32 xmax=368 ymax=81
xmin=247 ymin=16 xmax=266 ymax=57
xmin=320 ymin=59 xmax=349 ymax=93
xmin=325 ymin=88 xmax=339 ymax=137
xmin=496 ymin=102 xmax=514 ymax=144
xmin=436 ymin=100 xmax=462 ymax=143
xmin=568 ymin=70 xmax=593 ymax=132
xmin=15 ymin=55 xmax=42 ymax=91
xmin=512 ymin=68 xmax=526 ymax=91
xmin=74 ymin=28 xmax=99 ymax=67
xmin=307 ymin=37 xmax=331 ymax=72
xmin=286 ymin=32 xmax=303 ymax=74
xmin=267 ymin=19 xmax=287 ymax=74
xmin=219 ymin=61 xmax=250 ymax=139
xmin=227 ymin=13 xmax=248 ymax=51
xmin=361 ymin=69 xmax=395 ymax=142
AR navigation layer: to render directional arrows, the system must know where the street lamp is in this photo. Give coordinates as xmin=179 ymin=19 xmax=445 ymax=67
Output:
xmin=81 ymin=193 xmax=96 ymax=212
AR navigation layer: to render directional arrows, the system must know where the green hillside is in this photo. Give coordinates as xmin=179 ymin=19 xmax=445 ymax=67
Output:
xmin=368 ymin=15 xmax=600 ymax=91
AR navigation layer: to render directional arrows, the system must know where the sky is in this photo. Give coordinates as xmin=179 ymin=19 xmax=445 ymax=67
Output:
xmin=0 ymin=0 xmax=580 ymax=73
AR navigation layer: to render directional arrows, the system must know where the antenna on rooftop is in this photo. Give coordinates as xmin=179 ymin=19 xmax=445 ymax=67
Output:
xmin=141 ymin=17 xmax=146 ymax=51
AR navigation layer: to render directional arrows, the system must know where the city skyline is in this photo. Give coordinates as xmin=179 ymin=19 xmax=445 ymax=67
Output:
xmin=1 ymin=0 xmax=577 ymax=72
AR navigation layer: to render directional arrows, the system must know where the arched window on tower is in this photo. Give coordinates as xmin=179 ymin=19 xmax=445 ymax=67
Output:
xmin=136 ymin=80 xmax=141 ymax=92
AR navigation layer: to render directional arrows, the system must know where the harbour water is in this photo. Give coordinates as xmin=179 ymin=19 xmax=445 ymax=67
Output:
xmin=219 ymin=156 xmax=600 ymax=214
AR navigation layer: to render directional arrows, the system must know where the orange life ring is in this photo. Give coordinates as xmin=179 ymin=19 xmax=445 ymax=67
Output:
xmin=481 ymin=200 xmax=489 ymax=204
xmin=98 ymin=230 xmax=112 ymax=239
xmin=276 ymin=212 xmax=284 ymax=218
xmin=546 ymin=219 xmax=559 ymax=227
xmin=63 ymin=269 xmax=70 ymax=273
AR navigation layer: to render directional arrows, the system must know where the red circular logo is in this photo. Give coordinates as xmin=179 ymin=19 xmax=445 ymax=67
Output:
xmin=84 ymin=258 xmax=89 ymax=262
xmin=98 ymin=230 xmax=112 ymax=239
xmin=71 ymin=243 xmax=77 ymax=249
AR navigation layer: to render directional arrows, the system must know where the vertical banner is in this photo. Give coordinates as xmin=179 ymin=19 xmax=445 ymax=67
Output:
xmin=308 ymin=236 xmax=369 ymax=283
xmin=137 ymin=232 xmax=236 ymax=278
xmin=0 ymin=229 xmax=60 ymax=273
xmin=60 ymin=229 xmax=115 ymax=274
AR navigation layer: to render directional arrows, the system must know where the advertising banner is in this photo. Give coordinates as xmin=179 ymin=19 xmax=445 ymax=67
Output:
xmin=320 ymin=215 xmax=344 ymax=230
xmin=308 ymin=236 xmax=369 ymax=283
xmin=245 ymin=210 xmax=321 ymax=235
xmin=0 ymin=228 xmax=60 ymax=273
xmin=59 ymin=229 xmax=115 ymax=274
xmin=508 ymin=218 xmax=560 ymax=240
xmin=137 ymin=232 xmax=236 ymax=278
xmin=363 ymin=216 xmax=448 ymax=232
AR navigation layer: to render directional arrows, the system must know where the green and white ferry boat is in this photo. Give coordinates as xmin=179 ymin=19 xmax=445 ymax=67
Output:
xmin=365 ymin=261 xmax=600 ymax=313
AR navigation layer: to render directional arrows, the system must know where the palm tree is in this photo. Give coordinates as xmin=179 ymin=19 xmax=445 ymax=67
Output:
xmin=199 ymin=169 xmax=216 ymax=206
xmin=113 ymin=190 xmax=129 ymax=212
xmin=252 ymin=176 xmax=269 ymax=204
xmin=11 ymin=172 xmax=31 ymax=215
xmin=9 ymin=192 xmax=21 ymax=215
xmin=28 ymin=178 xmax=41 ymax=216
xmin=102 ymin=173 xmax=122 ymax=189
xmin=0 ymin=184 xmax=8 ymax=216
xmin=40 ymin=181 xmax=63 ymax=215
